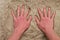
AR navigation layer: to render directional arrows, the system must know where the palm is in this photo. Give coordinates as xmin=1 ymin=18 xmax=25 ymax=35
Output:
xmin=39 ymin=17 xmax=53 ymax=31
xmin=12 ymin=5 xmax=32 ymax=31
xmin=35 ymin=8 xmax=56 ymax=32
xmin=14 ymin=16 xmax=28 ymax=29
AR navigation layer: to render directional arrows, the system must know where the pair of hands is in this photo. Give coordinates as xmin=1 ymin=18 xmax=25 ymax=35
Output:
xmin=11 ymin=5 xmax=55 ymax=36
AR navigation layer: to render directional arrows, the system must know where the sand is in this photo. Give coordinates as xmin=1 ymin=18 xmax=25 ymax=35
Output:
xmin=0 ymin=0 xmax=60 ymax=40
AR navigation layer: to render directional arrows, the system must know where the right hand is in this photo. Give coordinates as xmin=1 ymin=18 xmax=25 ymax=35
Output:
xmin=35 ymin=8 xmax=56 ymax=33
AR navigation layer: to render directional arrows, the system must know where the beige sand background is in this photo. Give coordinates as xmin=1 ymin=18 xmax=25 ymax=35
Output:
xmin=0 ymin=0 xmax=60 ymax=40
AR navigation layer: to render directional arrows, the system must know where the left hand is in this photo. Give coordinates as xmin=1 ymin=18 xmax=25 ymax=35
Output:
xmin=11 ymin=5 xmax=32 ymax=33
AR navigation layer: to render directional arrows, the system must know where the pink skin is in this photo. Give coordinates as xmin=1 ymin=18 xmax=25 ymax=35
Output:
xmin=35 ymin=8 xmax=60 ymax=40
xmin=8 ymin=5 xmax=60 ymax=40
xmin=35 ymin=8 xmax=55 ymax=33
xmin=8 ymin=5 xmax=32 ymax=40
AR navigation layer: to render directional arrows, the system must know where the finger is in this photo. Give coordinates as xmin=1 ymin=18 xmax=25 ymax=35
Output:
xmin=27 ymin=16 xmax=32 ymax=24
xmin=17 ymin=5 xmax=20 ymax=17
xmin=11 ymin=10 xmax=17 ymax=21
xmin=37 ymin=8 xmax=43 ymax=18
xmin=48 ymin=8 xmax=51 ymax=18
xmin=34 ymin=15 xmax=40 ymax=25
xmin=51 ymin=12 xmax=56 ymax=20
xmin=24 ymin=7 xmax=31 ymax=17
xmin=43 ymin=8 xmax=47 ymax=17
xmin=24 ymin=10 xmax=29 ymax=17
xmin=21 ymin=5 xmax=25 ymax=16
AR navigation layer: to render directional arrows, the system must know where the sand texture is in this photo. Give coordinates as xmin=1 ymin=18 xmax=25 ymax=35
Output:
xmin=0 ymin=0 xmax=60 ymax=40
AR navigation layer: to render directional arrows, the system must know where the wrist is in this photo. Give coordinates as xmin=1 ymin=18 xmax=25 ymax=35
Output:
xmin=44 ymin=29 xmax=60 ymax=40
xmin=14 ymin=26 xmax=24 ymax=35
xmin=45 ymin=28 xmax=54 ymax=34
xmin=8 ymin=27 xmax=24 ymax=40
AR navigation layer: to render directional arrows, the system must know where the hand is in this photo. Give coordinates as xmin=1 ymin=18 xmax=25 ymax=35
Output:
xmin=12 ymin=5 xmax=32 ymax=34
xmin=35 ymin=8 xmax=56 ymax=33
xmin=8 ymin=5 xmax=32 ymax=40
